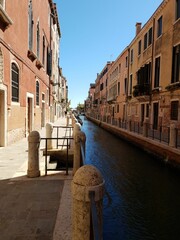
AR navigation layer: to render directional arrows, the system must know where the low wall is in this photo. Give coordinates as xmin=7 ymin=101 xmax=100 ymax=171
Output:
xmin=86 ymin=116 xmax=180 ymax=169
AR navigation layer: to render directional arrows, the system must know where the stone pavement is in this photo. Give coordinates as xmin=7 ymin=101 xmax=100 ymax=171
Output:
xmin=0 ymin=117 xmax=73 ymax=240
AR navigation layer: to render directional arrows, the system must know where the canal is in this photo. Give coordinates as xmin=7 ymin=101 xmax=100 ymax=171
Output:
xmin=81 ymin=116 xmax=180 ymax=240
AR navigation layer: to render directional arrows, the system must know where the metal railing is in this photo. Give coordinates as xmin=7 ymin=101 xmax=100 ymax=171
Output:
xmin=53 ymin=125 xmax=73 ymax=149
xmin=41 ymin=137 xmax=73 ymax=175
xmin=87 ymin=113 xmax=180 ymax=149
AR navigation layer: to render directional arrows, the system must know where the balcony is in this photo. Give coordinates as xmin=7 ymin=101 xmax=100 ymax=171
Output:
xmin=133 ymin=83 xmax=150 ymax=100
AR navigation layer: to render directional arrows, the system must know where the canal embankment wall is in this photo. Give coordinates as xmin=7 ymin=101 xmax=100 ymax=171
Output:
xmin=86 ymin=115 xmax=180 ymax=169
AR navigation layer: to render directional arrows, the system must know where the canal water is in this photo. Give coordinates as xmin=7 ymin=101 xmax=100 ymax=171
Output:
xmin=81 ymin=116 xmax=180 ymax=240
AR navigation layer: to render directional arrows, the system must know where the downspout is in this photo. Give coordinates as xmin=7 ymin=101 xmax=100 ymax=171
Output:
xmin=125 ymin=46 xmax=130 ymax=121
xmin=149 ymin=17 xmax=155 ymax=123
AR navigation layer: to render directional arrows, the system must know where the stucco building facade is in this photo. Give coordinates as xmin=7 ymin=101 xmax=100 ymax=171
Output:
xmin=86 ymin=0 xmax=180 ymax=131
xmin=0 ymin=0 xmax=64 ymax=146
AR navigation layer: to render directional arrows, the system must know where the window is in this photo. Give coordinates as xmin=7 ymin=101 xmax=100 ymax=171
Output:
xmin=42 ymin=36 xmax=45 ymax=65
xmin=146 ymin=104 xmax=149 ymax=118
xmin=144 ymin=33 xmax=148 ymax=50
xmin=176 ymin=0 xmax=180 ymax=20
xmin=171 ymin=101 xmax=179 ymax=120
xmin=129 ymin=74 xmax=132 ymax=95
xmin=154 ymin=57 xmax=161 ymax=88
xmin=28 ymin=0 xmax=33 ymax=50
xmin=118 ymin=82 xmax=120 ymax=95
xmin=11 ymin=63 xmax=19 ymax=102
xmin=124 ymin=78 xmax=127 ymax=94
xmin=119 ymin=64 xmax=121 ymax=73
xmin=36 ymin=81 xmax=39 ymax=105
xmin=172 ymin=44 xmax=180 ymax=83
xmin=148 ymin=27 xmax=152 ymax=45
xmin=125 ymin=56 xmax=128 ymax=67
xmin=37 ymin=21 xmax=40 ymax=58
xmin=130 ymin=49 xmax=133 ymax=63
xmin=157 ymin=16 xmax=162 ymax=38
xmin=138 ymin=40 xmax=141 ymax=55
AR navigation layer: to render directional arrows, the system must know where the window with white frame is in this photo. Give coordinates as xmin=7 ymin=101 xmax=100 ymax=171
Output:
xmin=28 ymin=0 xmax=33 ymax=50
xmin=37 ymin=21 xmax=40 ymax=58
xmin=11 ymin=63 xmax=19 ymax=102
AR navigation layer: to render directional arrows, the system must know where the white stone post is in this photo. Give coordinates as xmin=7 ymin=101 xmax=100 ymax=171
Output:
xmin=46 ymin=122 xmax=53 ymax=149
xmin=73 ymin=130 xmax=86 ymax=175
xmin=169 ymin=123 xmax=176 ymax=147
xmin=72 ymin=165 xmax=104 ymax=240
xmin=27 ymin=131 xmax=40 ymax=178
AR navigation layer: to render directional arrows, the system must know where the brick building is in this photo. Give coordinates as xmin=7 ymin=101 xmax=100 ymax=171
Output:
xmin=0 ymin=0 xmax=65 ymax=146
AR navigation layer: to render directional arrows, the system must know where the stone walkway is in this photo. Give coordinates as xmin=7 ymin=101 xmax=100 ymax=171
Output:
xmin=0 ymin=117 xmax=73 ymax=240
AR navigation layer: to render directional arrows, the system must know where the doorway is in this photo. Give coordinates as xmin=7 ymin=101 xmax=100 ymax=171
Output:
xmin=141 ymin=104 xmax=145 ymax=126
xmin=153 ymin=102 xmax=159 ymax=130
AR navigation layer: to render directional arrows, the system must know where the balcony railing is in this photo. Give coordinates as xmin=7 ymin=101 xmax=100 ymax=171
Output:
xmin=133 ymin=83 xmax=150 ymax=97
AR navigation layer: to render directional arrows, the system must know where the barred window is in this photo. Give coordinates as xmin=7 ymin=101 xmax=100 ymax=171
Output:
xmin=171 ymin=101 xmax=179 ymax=120
xmin=11 ymin=63 xmax=19 ymax=102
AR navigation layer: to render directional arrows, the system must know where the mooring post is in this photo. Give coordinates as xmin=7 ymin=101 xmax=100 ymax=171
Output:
xmin=27 ymin=131 xmax=40 ymax=178
xmin=72 ymin=165 xmax=104 ymax=240
xmin=46 ymin=122 xmax=53 ymax=149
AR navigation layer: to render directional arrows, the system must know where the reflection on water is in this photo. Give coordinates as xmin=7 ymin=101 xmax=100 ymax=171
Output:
xmin=81 ymin=117 xmax=180 ymax=240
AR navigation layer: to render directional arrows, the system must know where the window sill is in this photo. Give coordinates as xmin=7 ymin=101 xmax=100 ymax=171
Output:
xmin=165 ymin=82 xmax=180 ymax=91
xmin=0 ymin=5 xmax=13 ymax=28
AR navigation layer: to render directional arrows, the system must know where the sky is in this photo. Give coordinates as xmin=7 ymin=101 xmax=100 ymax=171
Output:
xmin=56 ymin=0 xmax=162 ymax=108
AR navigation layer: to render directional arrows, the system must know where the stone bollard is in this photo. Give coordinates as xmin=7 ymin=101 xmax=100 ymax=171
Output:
xmin=73 ymin=130 xmax=86 ymax=175
xmin=169 ymin=123 xmax=176 ymax=147
xmin=46 ymin=122 xmax=53 ymax=149
xmin=66 ymin=115 xmax=69 ymax=126
xmin=72 ymin=165 xmax=104 ymax=240
xmin=27 ymin=131 xmax=40 ymax=178
xmin=143 ymin=119 xmax=149 ymax=137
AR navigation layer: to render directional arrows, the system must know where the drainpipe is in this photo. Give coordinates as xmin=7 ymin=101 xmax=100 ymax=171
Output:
xmin=125 ymin=46 xmax=130 ymax=121
xmin=149 ymin=18 xmax=155 ymax=124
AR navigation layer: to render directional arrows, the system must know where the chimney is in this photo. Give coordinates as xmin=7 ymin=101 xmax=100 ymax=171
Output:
xmin=136 ymin=22 xmax=142 ymax=35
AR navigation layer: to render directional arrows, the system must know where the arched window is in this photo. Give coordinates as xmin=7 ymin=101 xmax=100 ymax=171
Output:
xmin=37 ymin=21 xmax=40 ymax=58
xmin=36 ymin=81 xmax=39 ymax=105
xmin=28 ymin=0 xmax=33 ymax=50
xmin=11 ymin=63 xmax=19 ymax=102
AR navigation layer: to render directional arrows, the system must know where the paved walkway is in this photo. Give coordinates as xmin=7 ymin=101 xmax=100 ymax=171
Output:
xmin=0 ymin=117 xmax=72 ymax=240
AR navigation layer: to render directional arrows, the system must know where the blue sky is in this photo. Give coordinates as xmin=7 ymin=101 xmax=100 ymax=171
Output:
xmin=56 ymin=0 xmax=162 ymax=108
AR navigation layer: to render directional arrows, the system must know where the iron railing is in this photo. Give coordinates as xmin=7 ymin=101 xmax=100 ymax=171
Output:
xmin=86 ymin=113 xmax=180 ymax=149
